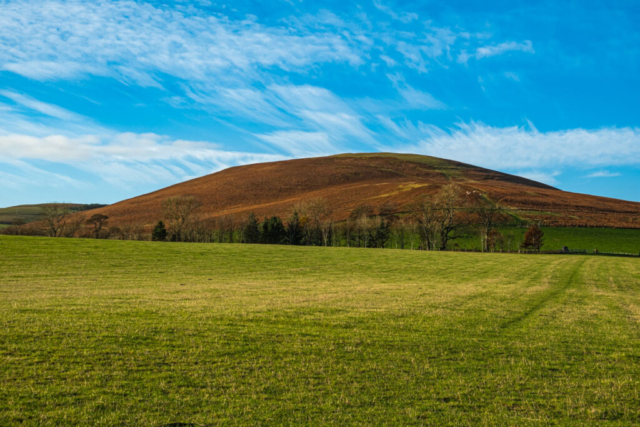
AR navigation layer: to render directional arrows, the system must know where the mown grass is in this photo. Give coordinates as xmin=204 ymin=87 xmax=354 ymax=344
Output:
xmin=1 ymin=236 xmax=640 ymax=425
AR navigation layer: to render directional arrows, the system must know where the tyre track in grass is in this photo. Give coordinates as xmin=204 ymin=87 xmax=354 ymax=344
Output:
xmin=595 ymin=258 xmax=640 ymax=339
xmin=498 ymin=257 xmax=587 ymax=330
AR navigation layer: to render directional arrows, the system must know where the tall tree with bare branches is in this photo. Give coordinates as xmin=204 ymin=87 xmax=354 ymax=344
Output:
xmin=472 ymin=193 xmax=504 ymax=252
xmin=412 ymin=194 xmax=440 ymax=250
xmin=41 ymin=204 xmax=70 ymax=237
xmin=295 ymin=198 xmax=332 ymax=245
xmin=63 ymin=214 xmax=85 ymax=238
xmin=435 ymin=184 xmax=471 ymax=250
xmin=320 ymin=218 xmax=333 ymax=247
xmin=162 ymin=195 xmax=202 ymax=241
xmin=356 ymin=214 xmax=372 ymax=248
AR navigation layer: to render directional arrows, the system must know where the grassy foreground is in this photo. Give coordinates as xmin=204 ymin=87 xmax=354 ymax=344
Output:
xmin=1 ymin=236 xmax=640 ymax=425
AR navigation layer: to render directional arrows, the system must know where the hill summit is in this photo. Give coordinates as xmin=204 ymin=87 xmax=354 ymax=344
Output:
xmin=88 ymin=153 xmax=640 ymax=228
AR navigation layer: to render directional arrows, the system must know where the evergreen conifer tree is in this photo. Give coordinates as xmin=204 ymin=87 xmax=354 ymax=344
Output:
xmin=286 ymin=211 xmax=303 ymax=245
xmin=374 ymin=218 xmax=390 ymax=248
xmin=242 ymin=213 xmax=261 ymax=243
xmin=260 ymin=216 xmax=287 ymax=244
xmin=152 ymin=221 xmax=167 ymax=241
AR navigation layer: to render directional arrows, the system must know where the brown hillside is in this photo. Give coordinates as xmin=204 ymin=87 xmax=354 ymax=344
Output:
xmin=88 ymin=153 xmax=640 ymax=228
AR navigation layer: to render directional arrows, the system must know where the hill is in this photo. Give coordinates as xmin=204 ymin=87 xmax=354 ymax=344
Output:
xmin=82 ymin=153 xmax=640 ymax=228
xmin=0 ymin=203 xmax=108 ymax=227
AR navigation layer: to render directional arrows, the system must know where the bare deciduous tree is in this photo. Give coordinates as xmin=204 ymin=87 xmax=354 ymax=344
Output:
xmin=342 ymin=218 xmax=354 ymax=247
xmin=356 ymin=214 xmax=372 ymax=248
xmin=486 ymin=229 xmax=503 ymax=252
xmin=62 ymin=214 xmax=85 ymax=238
xmin=503 ymin=230 xmax=516 ymax=252
xmin=162 ymin=195 xmax=202 ymax=241
xmin=41 ymin=204 xmax=71 ymax=237
xmin=413 ymin=195 xmax=440 ymax=250
xmin=294 ymin=198 xmax=332 ymax=246
xmin=392 ymin=217 xmax=411 ymax=249
xmin=407 ymin=218 xmax=417 ymax=250
xmin=472 ymin=194 xmax=504 ymax=252
xmin=307 ymin=198 xmax=332 ymax=227
xmin=216 ymin=215 xmax=236 ymax=243
xmin=411 ymin=184 xmax=471 ymax=250
xmin=435 ymin=184 xmax=470 ymax=250
xmin=86 ymin=214 xmax=109 ymax=239
xmin=320 ymin=218 xmax=333 ymax=247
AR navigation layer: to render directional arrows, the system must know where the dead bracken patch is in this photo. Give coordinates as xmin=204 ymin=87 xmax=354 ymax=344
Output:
xmin=68 ymin=153 xmax=640 ymax=229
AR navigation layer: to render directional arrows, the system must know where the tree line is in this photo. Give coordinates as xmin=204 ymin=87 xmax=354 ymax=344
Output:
xmin=1 ymin=184 xmax=545 ymax=252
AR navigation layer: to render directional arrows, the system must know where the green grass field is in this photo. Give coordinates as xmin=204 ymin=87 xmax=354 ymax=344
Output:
xmin=454 ymin=226 xmax=640 ymax=254
xmin=0 ymin=204 xmax=78 ymax=226
xmin=0 ymin=203 xmax=107 ymax=226
xmin=1 ymin=236 xmax=640 ymax=425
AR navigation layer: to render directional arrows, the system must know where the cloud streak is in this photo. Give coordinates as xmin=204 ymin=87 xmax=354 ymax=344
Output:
xmin=458 ymin=40 xmax=534 ymax=64
xmin=0 ymin=90 xmax=84 ymax=121
xmin=586 ymin=170 xmax=621 ymax=178
xmin=0 ymin=0 xmax=362 ymax=84
xmin=373 ymin=0 xmax=419 ymax=23
xmin=475 ymin=40 xmax=534 ymax=59
xmin=0 ymin=132 xmax=285 ymax=187
xmin=394 ymin=122 xmax=640 ymax=171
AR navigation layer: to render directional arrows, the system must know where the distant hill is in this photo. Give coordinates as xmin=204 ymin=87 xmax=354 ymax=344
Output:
xmin=0 ymin=203 xmax=108 ymax=227
xmin=76 ymin=153 xmax=640 ymax=228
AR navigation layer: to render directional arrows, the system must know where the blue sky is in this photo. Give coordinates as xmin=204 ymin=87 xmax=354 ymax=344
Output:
xmin=1 ymin=0 xmax=639 ymax=207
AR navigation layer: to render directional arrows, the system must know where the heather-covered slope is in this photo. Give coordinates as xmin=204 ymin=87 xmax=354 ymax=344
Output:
xmin=86 ymin=153 xmax=640 ymax=228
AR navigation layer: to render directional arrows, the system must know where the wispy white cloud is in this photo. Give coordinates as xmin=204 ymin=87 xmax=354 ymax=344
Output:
xmin=392 ymin=27 xmax=461 ymax=72
xmin=0 ymin=91 xmax=111 ymax=138
xmin=8 ymin=0 xmax=618 ymax=199
xmin=0 ymin=0 xmax=499 ymax=92
xmin=255 ymin=131 xmax=336 ymax=157
xmin=379 ymin=55 xmax=397 ymax=67
xmin=476 ymin=40 xmax=534 ymax=59
xmin=0 ymin=132 xmax=285 ymax=187
xmin=0 ymin=0 xmax=362 ymax=84
xmin=392 ymin=121 xmax=640 ymax=170
xmin=586 ymin=170 xmax=621 ymax=178
xmin=0 ymin=90 xmax=84 ymax=121
xmin=373 ymin=0 xmax=419 ymax=23
xmin=503 ymin=71 xmax=520 ymax=81
xmin=0 ymin=158 xmax=87 ymax=189
xmin=387 ymin=73 xmax=446 ymax=110
xmin=458 ymin=40 xmax=534 ymax=64
xmin=267 ymin=84 xmax=377 ymax=145
xmin=0 ymin=0 xmax=537 ymax=155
